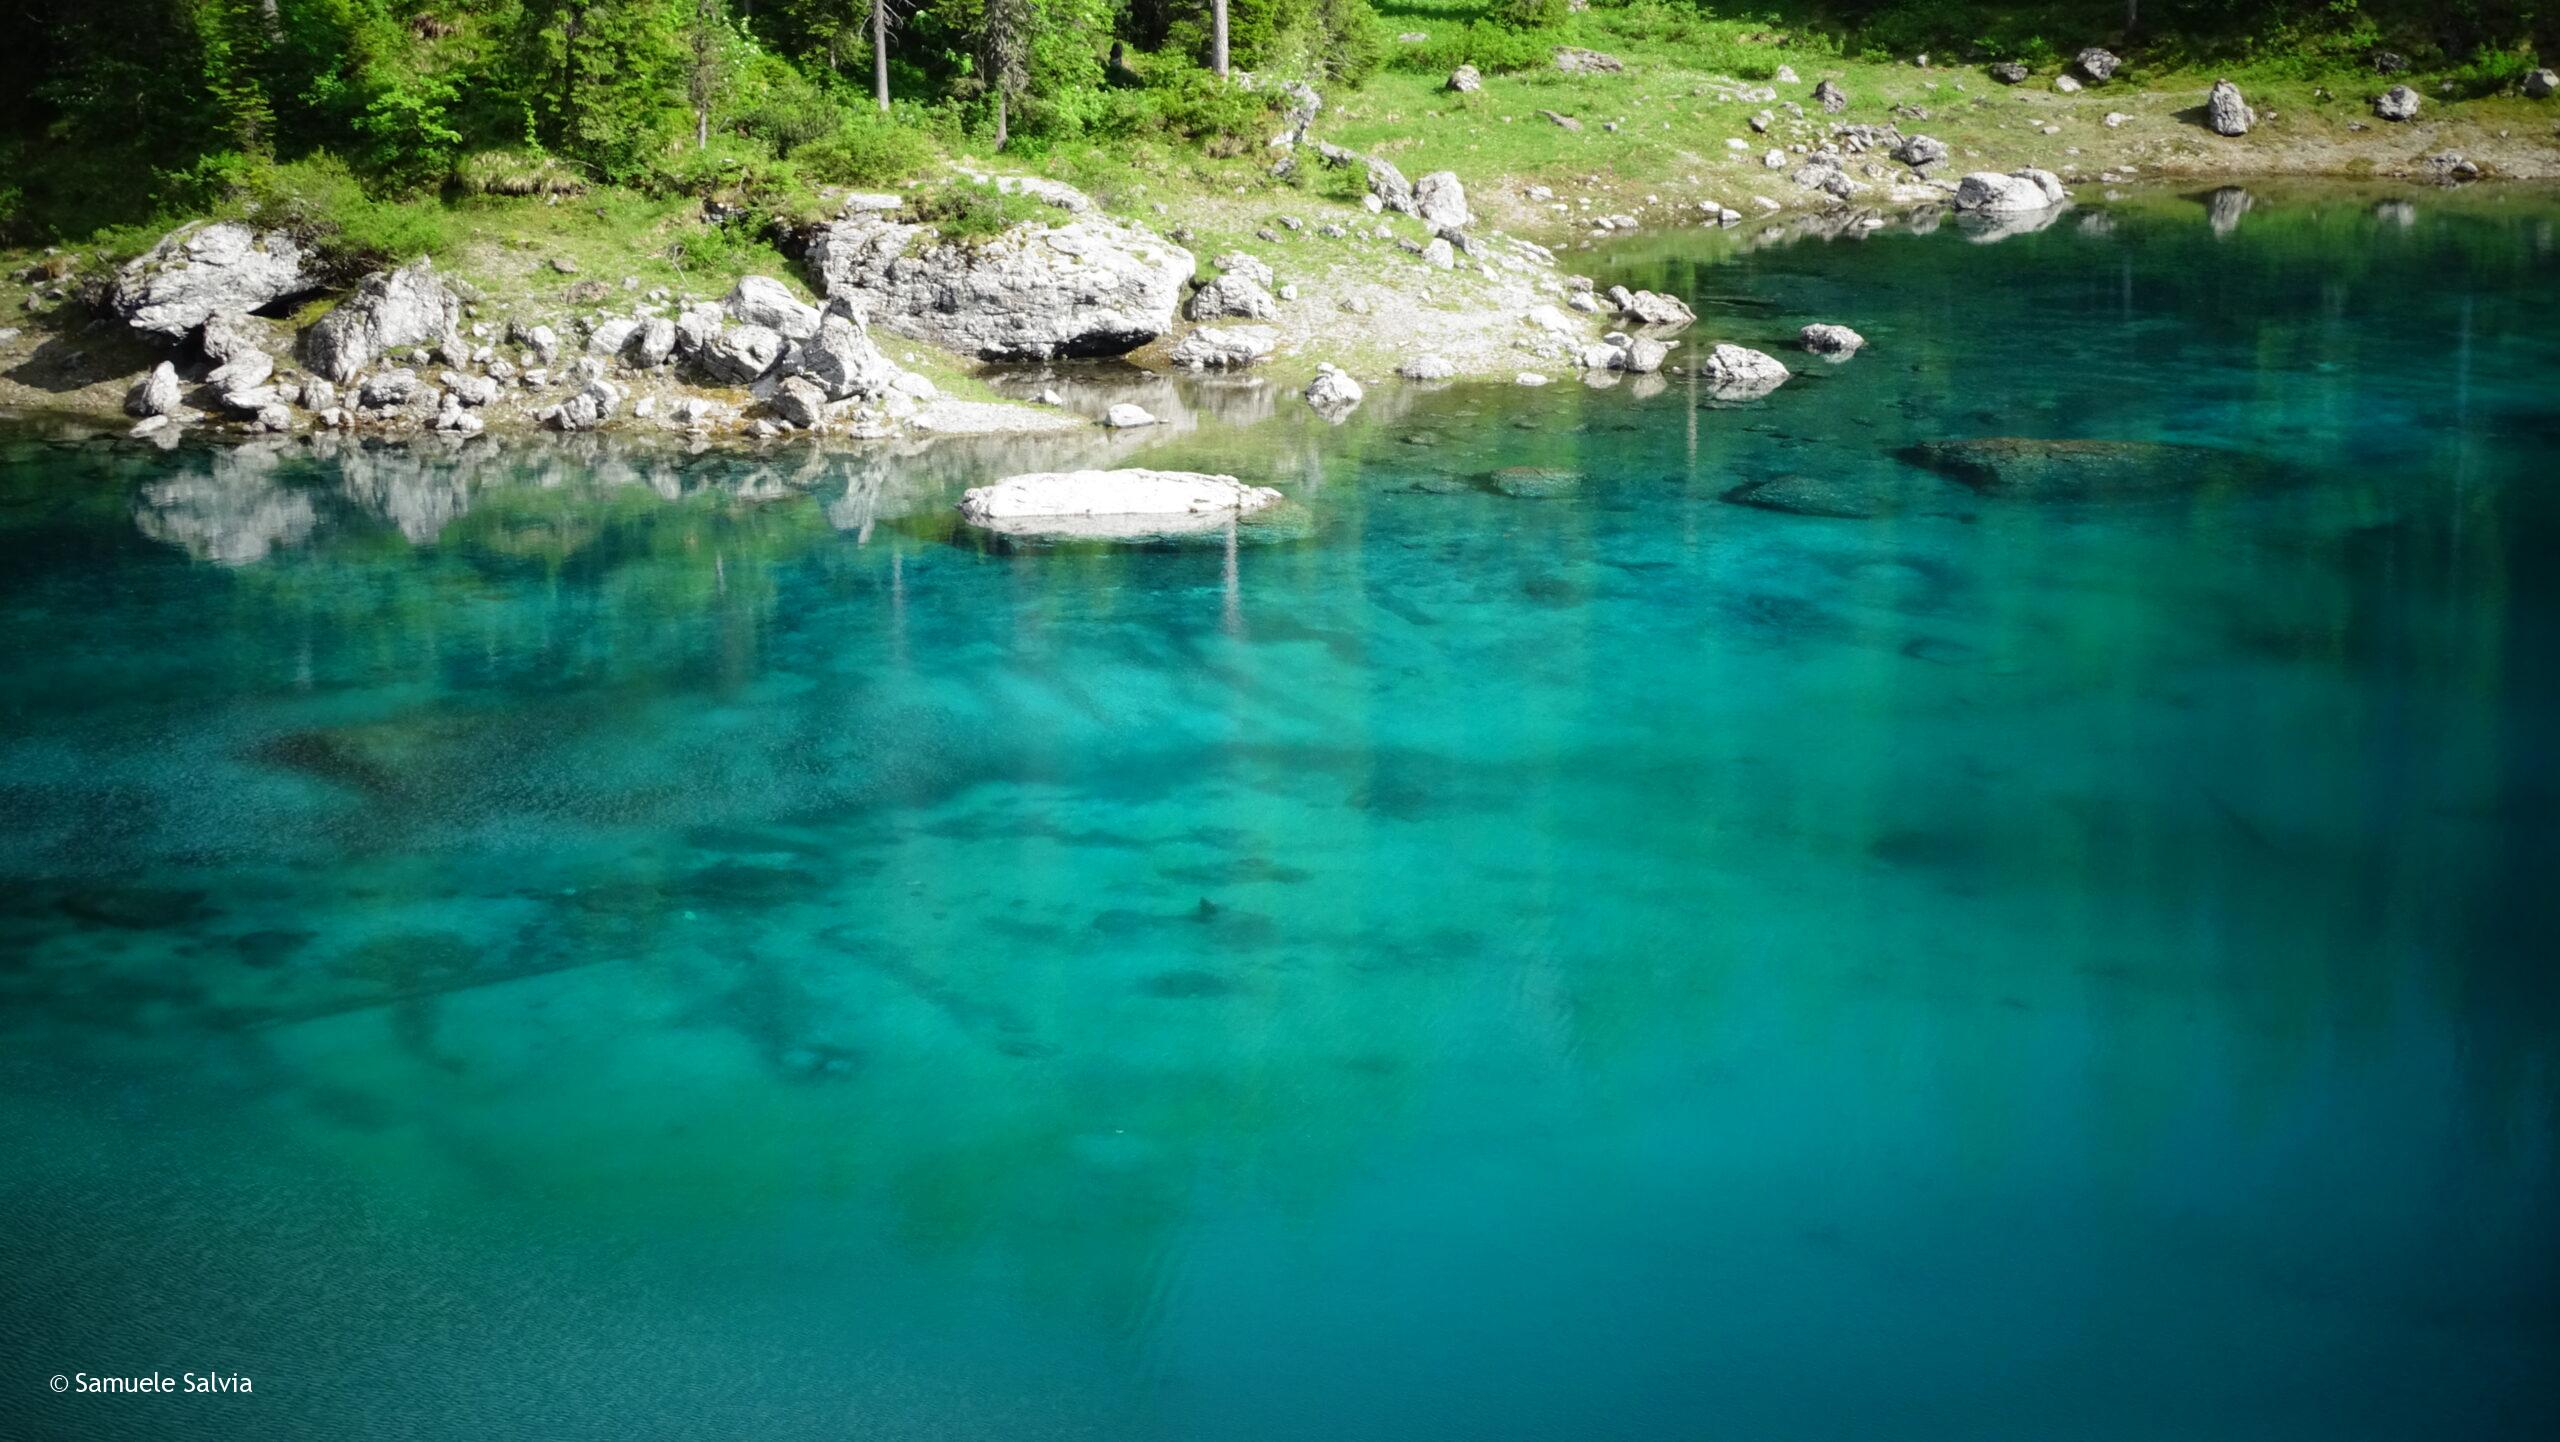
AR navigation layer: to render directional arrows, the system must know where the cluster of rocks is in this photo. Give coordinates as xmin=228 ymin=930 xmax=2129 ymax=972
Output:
xmin=106 ymin=212 xmax=944 ymax=443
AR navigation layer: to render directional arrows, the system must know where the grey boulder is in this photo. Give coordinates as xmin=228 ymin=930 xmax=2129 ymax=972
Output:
xmin=807 ymin=213 xmax=1193 ymax=360
xmin=700 ymin=324 xmax=787 ymax=384
xmin=302 ymin=262 xmax=463 ymax=382
xmin=724 ymin=276 xmax=822 ymax=341
xmin=1415 ymin=171 xmax=1472 ymax=231
xmin=2207 ymin=78 xmax=2255 ymax=136
xmin=2375 ymin=85 xmax=2421 ymax=121
xmin=115 ymin=222 xmax=311 ymax=340
xmin=1954 ymin=169 xmax=2069 ymax=213
xmin=126 ymin=362 xmax=182 ymax=418
xmin=1800 ymin=323 xmax=1866 ymax=356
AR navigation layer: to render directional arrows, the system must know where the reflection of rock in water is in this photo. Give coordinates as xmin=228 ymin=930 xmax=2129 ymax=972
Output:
xmin=133 ymin=443 xmax=317 ymax=565
xmin=983 ymin=362 xmax=1283 ymax=434
xmin=2202 ymin=186 xmax=2254 ymax=238
xmin=2372 ymin=199 xmax=2416 ymax=229
xmin=1956 ymin=206 xmax=2066 ymax=245
xmin=337 ymin=446 xmax=474 ymax=543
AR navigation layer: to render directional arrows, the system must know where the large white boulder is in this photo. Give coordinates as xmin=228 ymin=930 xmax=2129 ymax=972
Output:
xmin=1953 ymin=170 xmax=2069 ymax=213
xmin=302 ymin=262 xmax=463 ymax=382
xmin=115 ymin=222 xmax=311 ymax=340
xmin=2207 ymin=79 xmax=2255 ymax=136
xmin=807 ymin=212 xmax=1194 ymax=360
xmin=958 ymin=469 xmax=1283 ymax=539
xmin=724 ymin=276 xmax=822 ymax=341
xmin=1414 ymin=171 xmax=1472 ymax=231
xmin=1700 ymin=344 xmax=1791 ymax=396
xmin=1304 ymin=364 xmax=1363 ymax=417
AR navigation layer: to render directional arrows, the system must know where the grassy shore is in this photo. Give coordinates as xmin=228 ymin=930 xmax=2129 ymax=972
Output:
xmin=3 ymin=11 xmax=2555 ymax=431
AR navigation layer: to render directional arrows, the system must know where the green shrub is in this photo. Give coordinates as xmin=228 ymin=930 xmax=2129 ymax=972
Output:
xmin=906 ymin=178 xmax=1047 ymax=243
xmin=1387 ymin=24 xmax=1565 ymax=77
xmin=2441 ymin=46 xmax=2538 ymax=98
xmin=1499 ymin=0 xmax=1572 ymax=30
xmin=457 ymin=150 xmax=589 ymax=197
xmin=795 ymin=116 xmax=941 ymax=187
xmin=176 ymin=153 xmax=452 ymax=275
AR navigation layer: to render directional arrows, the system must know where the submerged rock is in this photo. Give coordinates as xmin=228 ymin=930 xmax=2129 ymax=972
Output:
xmin=1722 ymin=473 xmax=1942 ymax=519
xmin=1485 ymin=466 xmax=1580 ymax=499
xmin=115 ymin=222 xmax=311 ymax=340
xmin=958 ymin=469 xmax=1282 ymax=538
xmin=1901 ymin=437 xmax=2256 ymax=498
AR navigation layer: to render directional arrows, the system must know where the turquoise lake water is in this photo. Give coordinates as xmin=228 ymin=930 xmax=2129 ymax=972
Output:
xmin=3 ymin=188 xmax=2556 ymax=1439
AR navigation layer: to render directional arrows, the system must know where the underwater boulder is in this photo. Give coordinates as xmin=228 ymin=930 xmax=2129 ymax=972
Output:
xmin=1901 ymin=438 xmax=2254 ymax=498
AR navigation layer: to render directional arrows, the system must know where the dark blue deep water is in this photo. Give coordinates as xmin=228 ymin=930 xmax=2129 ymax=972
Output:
xmin=3 ymin=188 xmax=2556 ymax=1439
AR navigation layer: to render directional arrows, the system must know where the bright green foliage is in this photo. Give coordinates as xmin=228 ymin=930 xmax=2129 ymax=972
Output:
xmin=0 ymin=0 xmax=2552 ymax=245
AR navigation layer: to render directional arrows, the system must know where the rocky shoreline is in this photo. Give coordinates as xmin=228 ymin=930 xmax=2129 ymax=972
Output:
xmin=6 ymin=50 xmax=2555 ymax=460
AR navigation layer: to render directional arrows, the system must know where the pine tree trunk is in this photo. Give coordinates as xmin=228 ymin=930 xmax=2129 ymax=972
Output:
xmin=1213 ymin=1 xmax=1229 ymax=79
xmin=874 ymin=0 xmax=890 ymax=112
xmin=994 ymin=91 xmax=1008 ymax=152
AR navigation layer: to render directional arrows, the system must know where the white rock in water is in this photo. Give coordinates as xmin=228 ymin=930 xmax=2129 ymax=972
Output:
xmin=1516 ymin=371 xmax=1551 ymax=386
xmin=1800 ymin=323 xmax=1865 ymax=356
xmin=1700 ymin=343 xmax=1791 ymax=395
xmin=1304 ymin=364 xmax=1364 ymax=416
xmin=1103 ymin=403 xmax=1157 ymax=428
xmin=1397 ymin=354 xmax=1458 ymax=381
xmin=1954 ymin=170 xmax=2069 ymax=213
xmin=959 ymin=469 xmax=1283 ymax=538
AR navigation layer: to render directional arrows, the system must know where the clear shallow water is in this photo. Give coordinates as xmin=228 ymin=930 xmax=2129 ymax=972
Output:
xmin=3 ymin=188 xmax=2556 ymax=1440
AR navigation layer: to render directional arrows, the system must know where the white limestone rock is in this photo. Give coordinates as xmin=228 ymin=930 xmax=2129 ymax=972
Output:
xmin=958 ymin=469 xmax=1282 ymax=539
